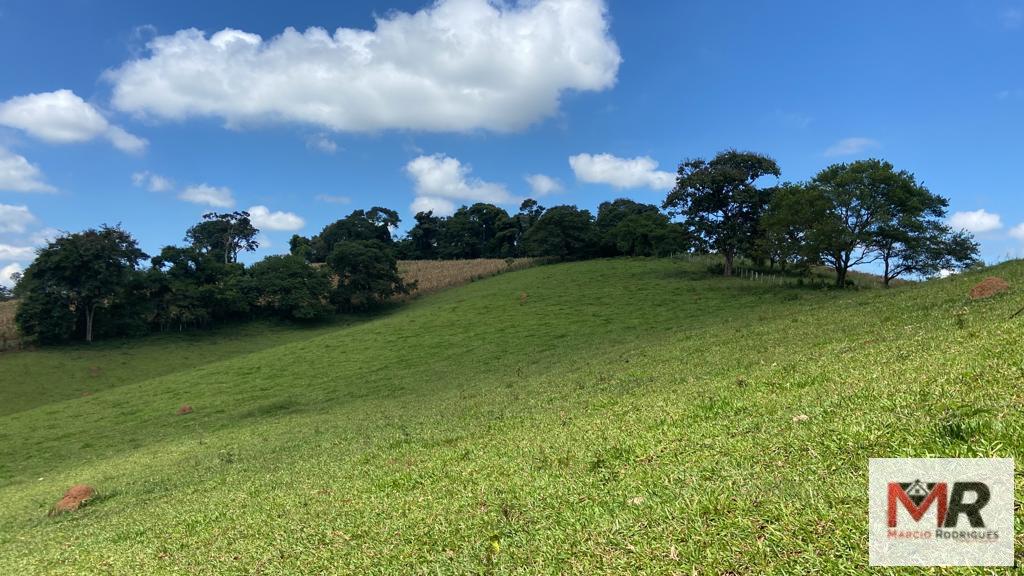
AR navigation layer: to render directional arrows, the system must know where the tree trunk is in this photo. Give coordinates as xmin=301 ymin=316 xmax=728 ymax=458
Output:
xmin=835 ymin=266 xmax=847 ymax=288
xmin=723 ymin=252 xmax=734 ymax=276
xmin=85 ymin=305 xmax=95 ymax=343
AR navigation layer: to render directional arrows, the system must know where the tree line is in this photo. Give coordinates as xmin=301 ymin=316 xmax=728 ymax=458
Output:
xmin=6 ymin=151 xmax=980 ymax=344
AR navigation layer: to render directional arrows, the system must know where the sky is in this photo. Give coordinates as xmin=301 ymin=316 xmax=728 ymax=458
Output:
xmin=1 ymin=0 xmax=1023 ymax=285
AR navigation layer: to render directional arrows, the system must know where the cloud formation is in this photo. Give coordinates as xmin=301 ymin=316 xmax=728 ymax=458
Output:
xmin=0 ymin=90 xmax=146 ymax=153
xmin=132 ymin=171 xmax=173 ymax=192
xmin=105 ymin=0 xmax=620 ymax=133
xmin=179 ymin=184 xmax=234 ymax=208
xmin=949 ymin=209 xmax=1002 ymax=233
xmin=1010 ymin=223 xmax=1024 ymax=240
xmin=406 ymin=154 xmax=511 ymax=216
xmin=247 ymin=205 xmax=305 ymax=231
xmin=315 ymin=194 xmax=351 ymax=205
xmin=569 ymin=153 xmax=675 ymax=190
xmin=0 ymin=262 xmax=23 ymax=288
xmin=823 ymin=137 xmax=880 ymax=157
xmin=525 ymin=174 xmax=563 ymax=196
xmin=306 ymin=134 xmax=338 ymax=154
xmin=0 ymin=204 xmax=37 ymax=234
xmin=0 ymin=148 xmax=54 ymax=192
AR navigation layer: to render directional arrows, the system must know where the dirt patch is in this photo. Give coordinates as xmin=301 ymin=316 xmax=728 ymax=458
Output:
xmin=969 ymin=277 xmax=1010 ymax=300
xmin=176 ymin=404 xmax=193 ymax=415
xmin=50 ymin=484 xmax=96 ymax=515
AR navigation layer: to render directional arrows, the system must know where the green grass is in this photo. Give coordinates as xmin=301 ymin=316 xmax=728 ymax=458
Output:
xmin=0 ymin=258 xmax=1022 ymax=574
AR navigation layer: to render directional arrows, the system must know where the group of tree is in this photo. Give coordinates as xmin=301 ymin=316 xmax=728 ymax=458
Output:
xmin=7 ymin=151 xmax=982 ymax=344
xmin=395 ymin=198 xmax=689 ymax=261
xmin=664 ymin=151 xmax=980 ymax=286
xmin=12 ymin=210 xmax=411 ymax=344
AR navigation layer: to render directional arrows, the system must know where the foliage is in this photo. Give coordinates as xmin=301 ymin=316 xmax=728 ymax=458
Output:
xmin=663 ymin=150 xmax=780 ymax=275
xmin=522 ymin=205 xmax=598 ymax=259
xmin=326 ymin=240 xmax=409 ymax=310
xmin=185 ymin=211 xmax=259 ymax=264
xmin=15 ymin=225 xmax=147 ymax=343
xmin=306 ymin=207 xmax=399 ymax=262
xmin=148 ymin=245 xmax=250 ymax=330
xmin=246 ymin=255 xmax=333 ymax=321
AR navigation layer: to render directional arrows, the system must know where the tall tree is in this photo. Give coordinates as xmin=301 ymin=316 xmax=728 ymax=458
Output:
xmin=15 ymin=226 xmax=147 ymax=343
xmin=663 ymin=150 xmax=780 ymax=276
xmin=310 ymin=207 xmax=399 ymax=262
xmin=406 ymin=211 xmax=445 ymax=259
xmin=247 ymin=255 xmax=333 ymax=320
xmin=186 ymin=211 xmax=259 ymax=264
xmin=522 ymin=205 xmax=598 ymax=260
xmin=326 ymin=240 xmax=409 ymax=310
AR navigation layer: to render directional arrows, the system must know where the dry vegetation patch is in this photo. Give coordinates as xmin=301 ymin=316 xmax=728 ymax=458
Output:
xmin=0 ymin=300 xmax=19 ymax=351
xmin=49 ymin=484 xmax=96 ymax=515
xmin=969 ymin=277 xmax=1010 ymax=300
xmin=397 ymin=259 xmax=536 ymax=299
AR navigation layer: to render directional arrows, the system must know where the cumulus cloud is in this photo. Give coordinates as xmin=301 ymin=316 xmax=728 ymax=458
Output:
xmin=315 ymin=194 xmax=351 ymax=205
xmin=0 ymin=90 xmax=146 ymax=153
xmin=569 ymin=153 xmax=675 ymax=190
xmin=0 ymin=244 xmax=34 ymax=261
xmin=949 ymin=209 xmax=1003 ymax=234
xmin=179 ymin=184 xmax=234 ymax=207
xmin=306 ymin=134 xmax=338 ymax=154
xmin=132 ymin=170 xmax=173 ymax=192
xmin=0 ymin=204 xmax=37 ymax=234
xmin=0 ymin=148 xmax=55 ymax=192
xmin=1010 ymin=223 xmax=1024 ymax=240
xmin=823 ymin=137 xmax=880 ymax=157
xmin=405 ymin=154 xmax=511 ymax=216
xmin=0 ymin=262 xmax=23 ymax=287
xmin=247 ymin=205 xmax=305 ymax=231
xmin=105 ymin=0 xmax=620 ymax=133
xmin=525 ymin=174 xmax=563 ymax=196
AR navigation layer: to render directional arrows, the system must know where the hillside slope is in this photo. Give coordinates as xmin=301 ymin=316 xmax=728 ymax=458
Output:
xmin=1 ymin=259 xmax=1022 ymax=574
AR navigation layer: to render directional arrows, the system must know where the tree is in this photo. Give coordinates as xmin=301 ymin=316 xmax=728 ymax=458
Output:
xmin=186 ymin=211 xmax=259 ymax=264
xmin=15 ymin=226 xmax=147 ymax=343
xmin=149 ymin=245 xmax=250 ymax=330
xmin=405 ymin=211 xmax=445 ymax=259
xmin=760 ymin=183 xmax=826 ymax=271
xmin=522 ymin=205 xmax=598 ymax=259
xmin=663 ymin=150 xmax=780 ymax=276
xmin=0 ymin=285 xmax=13 ymax=302
xmin=310 ymin=207 xmax=399 ymax=262
xmin=289 ymin=234 xmax=313 ymax=262
xmin=440 ymin=203 xmax=516 ymax=259
xmin=596 ymin=199 xmax=677 ymax=256
xmin=326 ymin=241 xmax=409 ymax=310
xmin=878 ymin=220 xmax=979 ymax=286
xmin=247 ymin=255 xmax=333 ymax=320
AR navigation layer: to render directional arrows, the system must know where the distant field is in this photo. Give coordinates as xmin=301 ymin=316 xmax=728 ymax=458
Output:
xmin=0 ymin=300 xmax=18 ymax=351
xmin=398 ymin=258 xmax=536 ymax=297
xmin=1 ymin=258 xmax=1022 ymax=573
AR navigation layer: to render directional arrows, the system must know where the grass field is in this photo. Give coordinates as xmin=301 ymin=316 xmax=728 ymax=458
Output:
xmin=1 ymin=258 xmax=1022 ymax=574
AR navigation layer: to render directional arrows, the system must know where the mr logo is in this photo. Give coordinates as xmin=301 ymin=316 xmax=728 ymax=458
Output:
xmin=887 ymin=480 xmax=990 ymax=528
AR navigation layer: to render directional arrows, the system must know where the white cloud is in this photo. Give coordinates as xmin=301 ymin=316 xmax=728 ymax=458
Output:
xmin=131 ymin=170 xmax=173 ymax=192
xmin=1010 ymin=223 xmax=1024 ymax=240
xmin=949 ymin=209 xmax=1003 ymax=234
xmin=315 ymin=194 xmax=351 ymax=205
xmin=306 ymin=134 xmax=338 ymax=154
xmin=568 ymin=153 xmax=674 ymax=190
xmin=405 ymin=154 xmax=511 ymax=216
xmin=0 ymin=148 xmax=55 ymax=192
xmin=823 ymin=137 xmax=880 ymax=157
xmin=0 ymin=204 xmax=37 ymax=233
xmin=0 ymin=262 xmax=23 ymax=288
xmin=0 ymin=89 xmax=146 ymax=153
xmin=28 ymin=227 xmax=59 ymax=246
xmin=0 ymin=244 xmax=34 ymax=261
xmin=105 ymin=0 xmax=620 ymax=133
xmin=525 ymin=174 xmax=563 ymax=196
xmin=247 ymin=205 xmax=305 ymax=231
xmin=179 ymin=184 xmax=234 ymax=207
xmin=410 ymin=195 xmax=456 ymax=216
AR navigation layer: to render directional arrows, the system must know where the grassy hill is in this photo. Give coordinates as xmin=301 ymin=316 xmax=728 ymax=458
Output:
xmin=0 ymin=258 xmax=1021 ymax=574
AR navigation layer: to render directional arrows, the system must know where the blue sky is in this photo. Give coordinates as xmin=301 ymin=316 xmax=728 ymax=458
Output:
xmin=1 ymin=0 xmax=1023 ymax=283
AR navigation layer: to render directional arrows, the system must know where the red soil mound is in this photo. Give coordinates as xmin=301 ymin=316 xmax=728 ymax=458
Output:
xmin=177 ymin=404 xmax=193 ymax=415
xmin=969 ymin=277 xmax=1010 ymax=300
xmin=50 ymin=484 xmax=95 ymax=515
